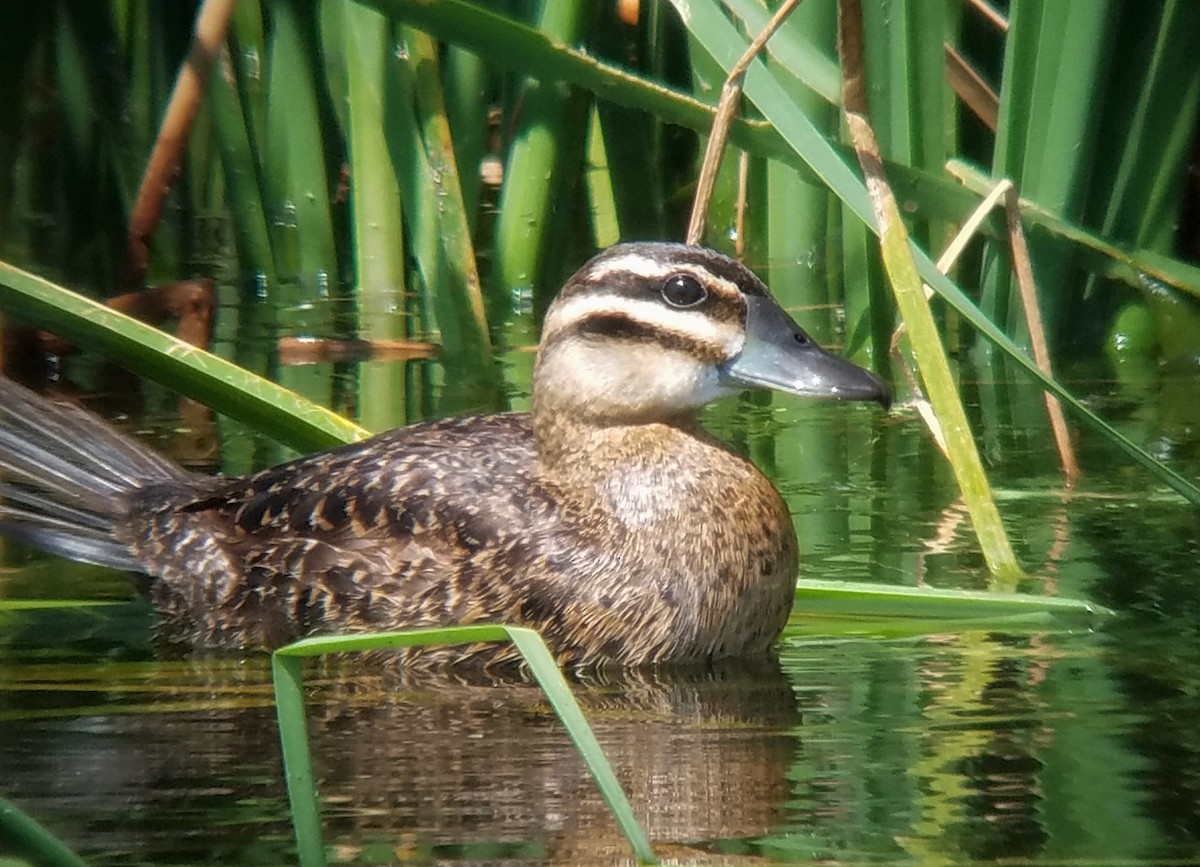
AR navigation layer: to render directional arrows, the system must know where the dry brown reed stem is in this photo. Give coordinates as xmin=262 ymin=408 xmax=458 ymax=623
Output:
xmin=125 ymin=0 xmax=236 ymax=289
xmin=31 ymin=281 xmax=215 ymax=358
xmin=935 ymin=180 xmax=1012 ymax=276
xmin=885 ymin=170 xmax=1080 ymax=486
xmin=944 ymin=44 xmax=998 ymax=131
xmin=964 ymin=0 xmax=1010 ymax=32
xmin=734 ymin=150 xmax=750 ymax=259
xmin=1006 ymin=187 xmax=1081 ymax=485
xmin=686 ymin=0 xmax=805 ymax=247
xmin=278 ymin=337 xmax=439 ymax=366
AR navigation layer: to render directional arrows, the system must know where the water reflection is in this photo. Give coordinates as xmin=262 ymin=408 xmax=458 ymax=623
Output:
xmin=312 ymin=659 xmax=798 ymax=863
xmin=3 ymin=599 xmax=1199 ymax=864
xmin=0 ymin=652 xmax=800 ymax=864
xmin=768 ymin=628 xmax=1158 ymax=865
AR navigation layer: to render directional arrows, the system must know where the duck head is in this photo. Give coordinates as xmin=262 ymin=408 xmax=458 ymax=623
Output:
xmin=533 ymin=242 xmax=890 ymax=424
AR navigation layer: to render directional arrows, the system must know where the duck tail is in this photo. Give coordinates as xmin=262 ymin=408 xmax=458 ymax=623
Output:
xmin=0 ymin=377 xmax=187 ymax=570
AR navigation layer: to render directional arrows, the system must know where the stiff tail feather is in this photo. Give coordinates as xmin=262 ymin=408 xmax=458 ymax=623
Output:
xmin=0 ymin=378 xmax=187 ymax=570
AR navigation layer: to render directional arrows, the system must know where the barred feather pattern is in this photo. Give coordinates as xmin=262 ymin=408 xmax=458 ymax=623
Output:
xmin=122 ymin=412 xmax=796 ymax=667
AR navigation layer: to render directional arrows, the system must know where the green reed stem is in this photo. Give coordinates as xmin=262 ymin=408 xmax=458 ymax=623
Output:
xmin=208 ymin=45 xmax=278 ymax=285
xmin=982 ymin=0 xmax=1118 ymax=341
xmin=585 ymin=107 xmax=621 ymax=248
xmin=0 ymin=795 xmax=89 ymax=867
xmin=340 ymin=0 xmax=409 ymax=432
xmin=795 ymin=578 xmax=1112 ymax=621
xmin=403 ymin=29 xmax=493 ymax=366
xmin=491 ymin=0 xmax=593 ymax=304
xmin=442 ymin=45 xmax=489 ymax=234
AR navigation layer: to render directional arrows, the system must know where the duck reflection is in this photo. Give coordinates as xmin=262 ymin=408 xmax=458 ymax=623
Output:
xmin=0 ymin=654 xmax=799 ymax=864
xmin=305 ymin=656 xmax=800 ymax=862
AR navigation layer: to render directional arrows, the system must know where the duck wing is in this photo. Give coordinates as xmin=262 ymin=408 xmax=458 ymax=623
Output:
xmin=121 ymin=413 xmax=563 ymax=647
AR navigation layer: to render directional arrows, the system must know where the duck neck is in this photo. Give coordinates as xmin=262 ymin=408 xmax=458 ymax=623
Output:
xmin=531 ymin=392 xmax=703 ymax=488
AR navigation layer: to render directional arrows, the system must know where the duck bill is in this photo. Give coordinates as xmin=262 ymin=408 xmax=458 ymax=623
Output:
xmin=721 ymin=295 xmax=891 ymax=408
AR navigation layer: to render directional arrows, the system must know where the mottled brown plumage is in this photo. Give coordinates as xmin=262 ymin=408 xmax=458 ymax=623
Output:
xmin=0 ymin=243 xmax=888 ymax=668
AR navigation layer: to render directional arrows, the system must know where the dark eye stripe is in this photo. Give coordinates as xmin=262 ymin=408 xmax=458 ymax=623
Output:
xmin=551 ymin=313 xmax=729 ymax=363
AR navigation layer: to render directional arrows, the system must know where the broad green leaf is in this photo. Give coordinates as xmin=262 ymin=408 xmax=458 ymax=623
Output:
xmin=0 ymin=260 xmax=368 ymax=452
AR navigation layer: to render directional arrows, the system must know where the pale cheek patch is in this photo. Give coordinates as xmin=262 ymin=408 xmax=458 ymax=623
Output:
xmin=542 ymin=342 xmax=733 ymax=417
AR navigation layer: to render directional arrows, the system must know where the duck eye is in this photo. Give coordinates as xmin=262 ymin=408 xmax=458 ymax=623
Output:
xmin=661 ymin=274 xmax=707 ymax=308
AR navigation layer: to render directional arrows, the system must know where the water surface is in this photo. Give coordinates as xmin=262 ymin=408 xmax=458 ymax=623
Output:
xmin=2 ymin=340 xmax=1199 ymax=865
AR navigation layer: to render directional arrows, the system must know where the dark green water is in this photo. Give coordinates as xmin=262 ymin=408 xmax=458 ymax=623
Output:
xmin=2 ymin=344 xmax=1199 ymax=864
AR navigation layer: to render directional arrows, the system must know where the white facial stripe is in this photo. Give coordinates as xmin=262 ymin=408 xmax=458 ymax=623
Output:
xmin=544 ymin=292 xmax=744 ymax=354
xmin=586 ymin=253 xmax=673 ymax=280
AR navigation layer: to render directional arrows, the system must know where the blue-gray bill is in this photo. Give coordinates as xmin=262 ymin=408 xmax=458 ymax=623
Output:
xmin=720 ymin=295 xmax=891 ymax=408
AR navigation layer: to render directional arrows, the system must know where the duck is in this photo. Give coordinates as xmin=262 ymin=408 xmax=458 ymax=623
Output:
xmin=0 ymin=242 xmax=888 ymax=668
